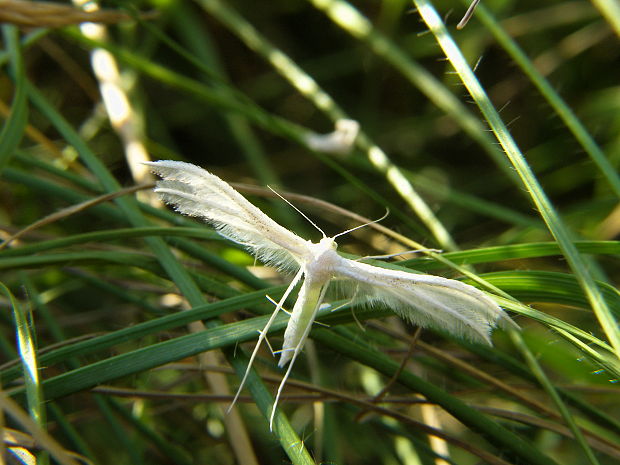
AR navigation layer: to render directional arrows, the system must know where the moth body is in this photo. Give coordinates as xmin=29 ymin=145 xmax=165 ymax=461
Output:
xmin=302 ymin=237 xmax=340 ymax=282
xmin=278 ymin=237 xmax=340 ymax=368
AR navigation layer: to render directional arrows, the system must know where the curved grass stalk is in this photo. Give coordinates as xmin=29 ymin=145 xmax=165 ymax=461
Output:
xmin=197 ymin=0 xmax=459 ymax=252
xmin=412 ymin=0 xmax=620 ymax=361
xmin=589 ymin=0 xmax=620 ymax=36
xmin=471 ymin=1 xmax=620 ymax=198
xmin=308 ymin=0 xmax=518 ymax=184
xmin=0 ymin=26 xmax=28 ymax=174
xmin=413 ymin=2 xmax=615 ymax=463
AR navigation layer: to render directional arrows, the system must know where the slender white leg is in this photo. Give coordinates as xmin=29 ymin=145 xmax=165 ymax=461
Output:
xmin=228 ymin=268 xmax=304 ymax=412
xmin=269 ymin=284 xmax=330 ymax=430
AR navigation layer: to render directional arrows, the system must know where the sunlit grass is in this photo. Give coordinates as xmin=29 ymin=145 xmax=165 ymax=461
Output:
xmin=1 ymin=1 xmax=619 ymax=464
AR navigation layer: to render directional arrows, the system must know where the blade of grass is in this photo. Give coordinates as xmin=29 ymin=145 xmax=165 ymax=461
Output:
xmin=314 ymin=325 xmax=561 ymax=465
xmin=510 ymin=332 xmax=602 ymax=465
xmin=470 ymin=1 xmax=620 ymax=198
xmin=2 ymin=281 xmax=44 ymax=425
xmin=0 ymin=227 xmax=219 ymax=257
xmin=482 ymin=270 xmax=620 ymax=315
xmin=0 ymin=224 xmax=265 ymax=289
xmin=403 ymin=241 xmax=620 ymax=271
xmin=308 ymin=0 xmax=518 ymax=184
xmin=590 ymin=0 xmax=620 ymax=36
xmin=413 ymin=4 xmax=615 ymax=462
xmin=0 ymin=25 xmax=28 ymax=174
xmin=29 ymin=311 xmax=291 ymax=401
xmin=0 ymin=288 xmax=284 ymax=384
xmin=413 ymin=0 xmax=620 ymax=362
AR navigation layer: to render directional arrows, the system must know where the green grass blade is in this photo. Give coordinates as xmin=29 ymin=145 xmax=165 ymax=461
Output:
xmin=0 ymin=289 xmax=282 ymax=385
xmin=403 ymin=241 xmax=620 ymax=271
xmin=0 ymin=26 xmax=28 ymax=173
xmin=0 ymin=227 xmax=219 ymax=257
xmin=511 ymin=332 xmax=601 ymax=465
xmin=590 ymin=0 xmax=620 ymax=36
xmin=413 ymin=0 xmax=620 ymax=361
xmin=314 ymin=326 xmax=561 ymax=465
xmin=472 ymin=2 xmax=620 ymax=198
xmin=2 ymin=281 xmax=44 ymax=426
xmin=308 ymin=0 xmax=518 ymax=184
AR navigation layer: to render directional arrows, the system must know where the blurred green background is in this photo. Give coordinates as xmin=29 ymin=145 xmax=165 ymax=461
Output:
xmin=1 ymin=1 xmax=619 ymax=464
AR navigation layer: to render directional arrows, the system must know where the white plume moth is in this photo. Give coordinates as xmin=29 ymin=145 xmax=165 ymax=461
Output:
xmin=144 ymin=160 xmax=517 ymax=429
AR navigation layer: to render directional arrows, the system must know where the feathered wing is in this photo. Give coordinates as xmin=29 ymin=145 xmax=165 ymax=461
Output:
xmin=333 ymin=259 xmax=517 ymax=344
xmin=144 ymin=160 xmax=311 ymax=270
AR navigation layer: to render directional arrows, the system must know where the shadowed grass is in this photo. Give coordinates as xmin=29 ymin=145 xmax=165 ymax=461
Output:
xmin=1 ymin=1 xmax=619 ymax=464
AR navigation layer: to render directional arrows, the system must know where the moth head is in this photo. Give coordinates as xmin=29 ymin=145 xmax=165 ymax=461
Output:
xmin=318 ymin=236 xmax=337 ymax=251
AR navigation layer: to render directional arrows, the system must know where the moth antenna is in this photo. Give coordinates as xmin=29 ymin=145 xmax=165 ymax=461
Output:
xmin=228 ymin=269 xmax=304 ymax=413
xmin=457 ymin=0 xmax=480 ymax=29
xmin=267 ymin=186 xmax=327 ymax=238
xmin=332 ymin=208 xmax=390 ymax=240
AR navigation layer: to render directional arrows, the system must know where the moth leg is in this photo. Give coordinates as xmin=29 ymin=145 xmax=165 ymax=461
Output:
xmin=266 ymin=294 xmax=292 ymax=316
xmin=261 ymin=329 xmax=276 ymax=356
xmin=309 ymin=302 xmax=332 ymax=328
xmin=350 ymin=306 xmax=365 ymax=331
xmin=269 ymin=342 xmax=302 ymax=430
xmin=317 ymin=282 xmax=363 ymax=330
xmin=269 ymin=284 xmax=330 ymax=430
xmin=331 ymin=284 xmax=365 ymax=331
xmin=228 ymin=268 xmax=304 ymax=412
xmin=312 ymin=319 xmax=330 ymax=329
